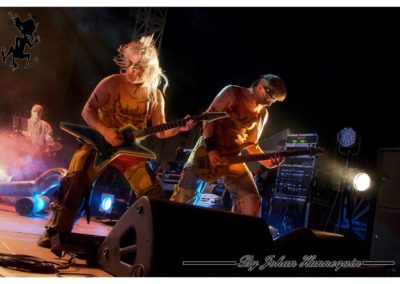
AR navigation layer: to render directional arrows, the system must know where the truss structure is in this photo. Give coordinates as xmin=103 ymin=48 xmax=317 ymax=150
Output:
xmin=132 ymin=8 xmax=168 ymax=52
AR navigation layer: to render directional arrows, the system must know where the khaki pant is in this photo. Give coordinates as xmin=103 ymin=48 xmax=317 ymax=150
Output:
xmin=46 ymin=143 xmax=163 ymax=232
xmin=169 ymin=137 xmax=261 ymax=217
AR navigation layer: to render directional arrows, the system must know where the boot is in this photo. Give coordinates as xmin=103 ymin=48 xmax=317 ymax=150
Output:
xmin=37 ymin=228 xmax=56 ymax=248
xmin=37 ymin=205 xmax=75 ymax=249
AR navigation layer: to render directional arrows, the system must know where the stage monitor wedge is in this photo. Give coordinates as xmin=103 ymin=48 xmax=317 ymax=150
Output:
xmin=97 ymin=196 xmax=273 ymax=277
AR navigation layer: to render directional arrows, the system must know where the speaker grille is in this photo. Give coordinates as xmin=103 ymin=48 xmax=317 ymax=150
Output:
xmin=119 ymin=227 xmax=137 ymax=266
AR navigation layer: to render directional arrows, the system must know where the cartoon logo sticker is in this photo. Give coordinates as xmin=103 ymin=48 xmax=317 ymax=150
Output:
xmin=1 ymin=11 xmax=40 ymax=71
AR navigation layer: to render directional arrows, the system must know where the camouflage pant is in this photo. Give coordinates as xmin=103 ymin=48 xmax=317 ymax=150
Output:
xmin=46 ymin=143 xmax=163 ymax=232
xmin=169 ymin=137 xmax=261 ymax=217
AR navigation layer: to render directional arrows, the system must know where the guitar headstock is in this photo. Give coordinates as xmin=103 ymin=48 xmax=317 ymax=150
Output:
xmin=198 ymin=112 xmax=230 ymax=122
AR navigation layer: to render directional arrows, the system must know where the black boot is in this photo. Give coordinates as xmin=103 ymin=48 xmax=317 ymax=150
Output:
xmin=37 ymin=229 xmax=56 ymax=248
xmin=38 ymin=205 xmax=76 ymax=249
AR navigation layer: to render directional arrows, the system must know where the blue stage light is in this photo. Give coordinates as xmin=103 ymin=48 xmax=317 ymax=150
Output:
xmin=33 ymin=195 xmax=47 ymax=212
xmin=99 ymin=193 xmax=114 ymax=213
xmin=102 ymin=197 xmax=112 ymax=211
xmin=15 ymin=195 xmax=50 ymax=216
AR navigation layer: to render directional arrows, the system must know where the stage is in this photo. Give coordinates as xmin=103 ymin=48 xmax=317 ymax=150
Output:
xmin=0 ymin=203 xmax=112 ymax=277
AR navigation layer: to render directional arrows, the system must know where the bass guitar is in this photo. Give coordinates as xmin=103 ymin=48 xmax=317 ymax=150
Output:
xmin=193 ymin=144 xmax=323 ymax=182
xmin=60 ymin=112 xmax=229 ymax=170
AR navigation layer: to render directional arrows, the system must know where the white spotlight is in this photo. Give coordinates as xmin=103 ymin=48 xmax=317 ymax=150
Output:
xmin=0 ymin=166 xmax=10 ymax=182
xmin=353 ymin=173 xmax=371 ymax=191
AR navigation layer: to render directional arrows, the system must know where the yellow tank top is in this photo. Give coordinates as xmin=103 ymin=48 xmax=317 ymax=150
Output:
xmin=98 ymin=81 xmax=151 ymax=130
xmin=96 ymin=77 xmax=154 ymax=169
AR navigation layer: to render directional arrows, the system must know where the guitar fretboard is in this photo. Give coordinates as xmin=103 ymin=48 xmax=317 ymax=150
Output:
xmin=227 ymin=149 xmax=320 ymax=164
xmin=134 ymin=114 xmax=203 ymax=139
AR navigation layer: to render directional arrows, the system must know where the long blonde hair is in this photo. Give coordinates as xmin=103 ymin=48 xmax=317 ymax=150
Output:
xmin=113 ymin=35 xmax=168 ymax=106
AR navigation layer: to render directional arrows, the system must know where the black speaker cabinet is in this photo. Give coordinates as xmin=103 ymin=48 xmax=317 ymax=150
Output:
xmin=375 ymin=148 xmax=400 ymax=209
xmin=370 ymin=207 xmax=400 ymax=267
xmin=274 ymin=228 xmax=356 ymax=259
xmin=97 ymin=196 xmax=273 ymax=277
xmin=268 ymin=196 xmax=307 ymax=235
xmin=268 ymin=196 xmax=330 ymax=235
xmin=370 ymin=148 xmax=400 ymax=270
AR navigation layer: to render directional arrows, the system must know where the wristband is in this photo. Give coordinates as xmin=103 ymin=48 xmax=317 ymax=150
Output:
xmin=204 ymin=136 xmax=217 ymax=152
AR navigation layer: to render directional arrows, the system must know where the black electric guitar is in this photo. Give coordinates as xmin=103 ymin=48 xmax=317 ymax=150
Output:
xmin=193 ymin=144 xmax=323 ymax=182
xmin=60 ymin=112 xmax=229 ymax=170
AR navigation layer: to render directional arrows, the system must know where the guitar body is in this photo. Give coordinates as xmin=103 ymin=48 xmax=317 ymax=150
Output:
xmin=93 ymin=142 xmax=156 ymax=170
xmin=193 ymin=146 xmax=247 ymax=183
xmin=193 ymin=144 xmax=323 ymax=183
xmin=61 ymin=122 xmax=156 ymax=170
xmin=60 ymin=112 xmax=230 ymax=171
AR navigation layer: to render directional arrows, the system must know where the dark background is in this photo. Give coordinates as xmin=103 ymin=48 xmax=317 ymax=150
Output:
xmin=0 ymin=7 xmax=398 ymax=172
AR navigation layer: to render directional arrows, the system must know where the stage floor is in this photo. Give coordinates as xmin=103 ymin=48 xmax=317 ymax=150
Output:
xmin=0 ymin=204 xmax=112 ymax=277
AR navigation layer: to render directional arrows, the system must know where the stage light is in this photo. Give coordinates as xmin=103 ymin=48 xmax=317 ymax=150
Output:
xmin=14 ymin=195 xmax=50 ymax=216
xmin=33 ymin=195 xmax=47 ymax=212
xmin=33 ymin=167 xmax=68 ymax=196
xmin=337 ymin=127 xmax=357 ymax=148
xmin=102 ymin=197 xmax=113 ymax=211
xmin=353 ymin=173 xmax=371 ymax=192
xmin=0 ymin=166 xmax=11 ymax=182
xmin=99 ymin=193 xmax=114 ymax=213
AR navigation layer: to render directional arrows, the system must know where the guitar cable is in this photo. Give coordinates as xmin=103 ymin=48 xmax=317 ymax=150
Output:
xmin=0 ymin=252 xmax=78 ymax=275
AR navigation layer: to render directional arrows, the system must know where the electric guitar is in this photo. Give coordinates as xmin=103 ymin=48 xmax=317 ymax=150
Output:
xmin=60 ymin=112 xmax=229 ymax=170
xmin=193 ymin=144 xmax=323 ymax=182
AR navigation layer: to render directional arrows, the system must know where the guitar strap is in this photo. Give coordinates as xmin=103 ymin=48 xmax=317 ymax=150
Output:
xmin=143 ymin=99 xmax=150 ymax=129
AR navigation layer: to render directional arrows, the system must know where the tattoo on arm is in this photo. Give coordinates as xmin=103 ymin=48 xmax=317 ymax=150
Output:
xmin=88 ymin=93 xmax=100 ymax=110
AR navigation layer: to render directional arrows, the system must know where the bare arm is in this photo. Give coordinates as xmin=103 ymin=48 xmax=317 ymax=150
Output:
xmin=151 ymin=90 xmax=172 ymax=138
xmin=81 ymin=75 xmax=123 ymax=146
xmin=203 ymin=86 xmax=233 ymax=167
xmin=203 ymin=85 xmax=233 ymax=139
xmin=82 ymin=76 xmax=113 ymax=133
xmin=151 ymin=90 xmax=194 ymax=139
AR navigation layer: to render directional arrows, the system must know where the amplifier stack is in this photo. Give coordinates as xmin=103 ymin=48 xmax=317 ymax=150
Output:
xmin=275 ymin=133 xmax=318 ymax=198
xmin=269 ymin=133 xmax=329 ymax=235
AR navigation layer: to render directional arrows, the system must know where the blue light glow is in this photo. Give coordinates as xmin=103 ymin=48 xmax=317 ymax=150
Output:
xmin=100 ymin=194 xmax=114 ymax=213
xmin=15 ymin=195 xmax=49 ymax=216
xmin=0 ymin=166 xmax=10 ymax=181
xmin=33 ymin=196 xmax=46 ymax=212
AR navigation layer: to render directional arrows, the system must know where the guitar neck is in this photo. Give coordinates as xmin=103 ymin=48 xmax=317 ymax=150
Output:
xmin=226 ymin=149 xmax=316 ymax=164
xmin=133 ymin=114 xmax=203 ymax=139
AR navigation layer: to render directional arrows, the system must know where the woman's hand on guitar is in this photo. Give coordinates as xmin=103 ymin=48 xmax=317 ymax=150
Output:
xmin=208 ymin=150 xmax=222 ymax=168
xmin=179 ymin=115 xmax=195 ymax=132
xmin=102 ymin=127 xmax=123 ymax=147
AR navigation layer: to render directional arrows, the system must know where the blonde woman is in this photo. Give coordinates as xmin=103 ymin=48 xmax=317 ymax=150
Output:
xmin=38 ymin=35 xmax=194 ymax=248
